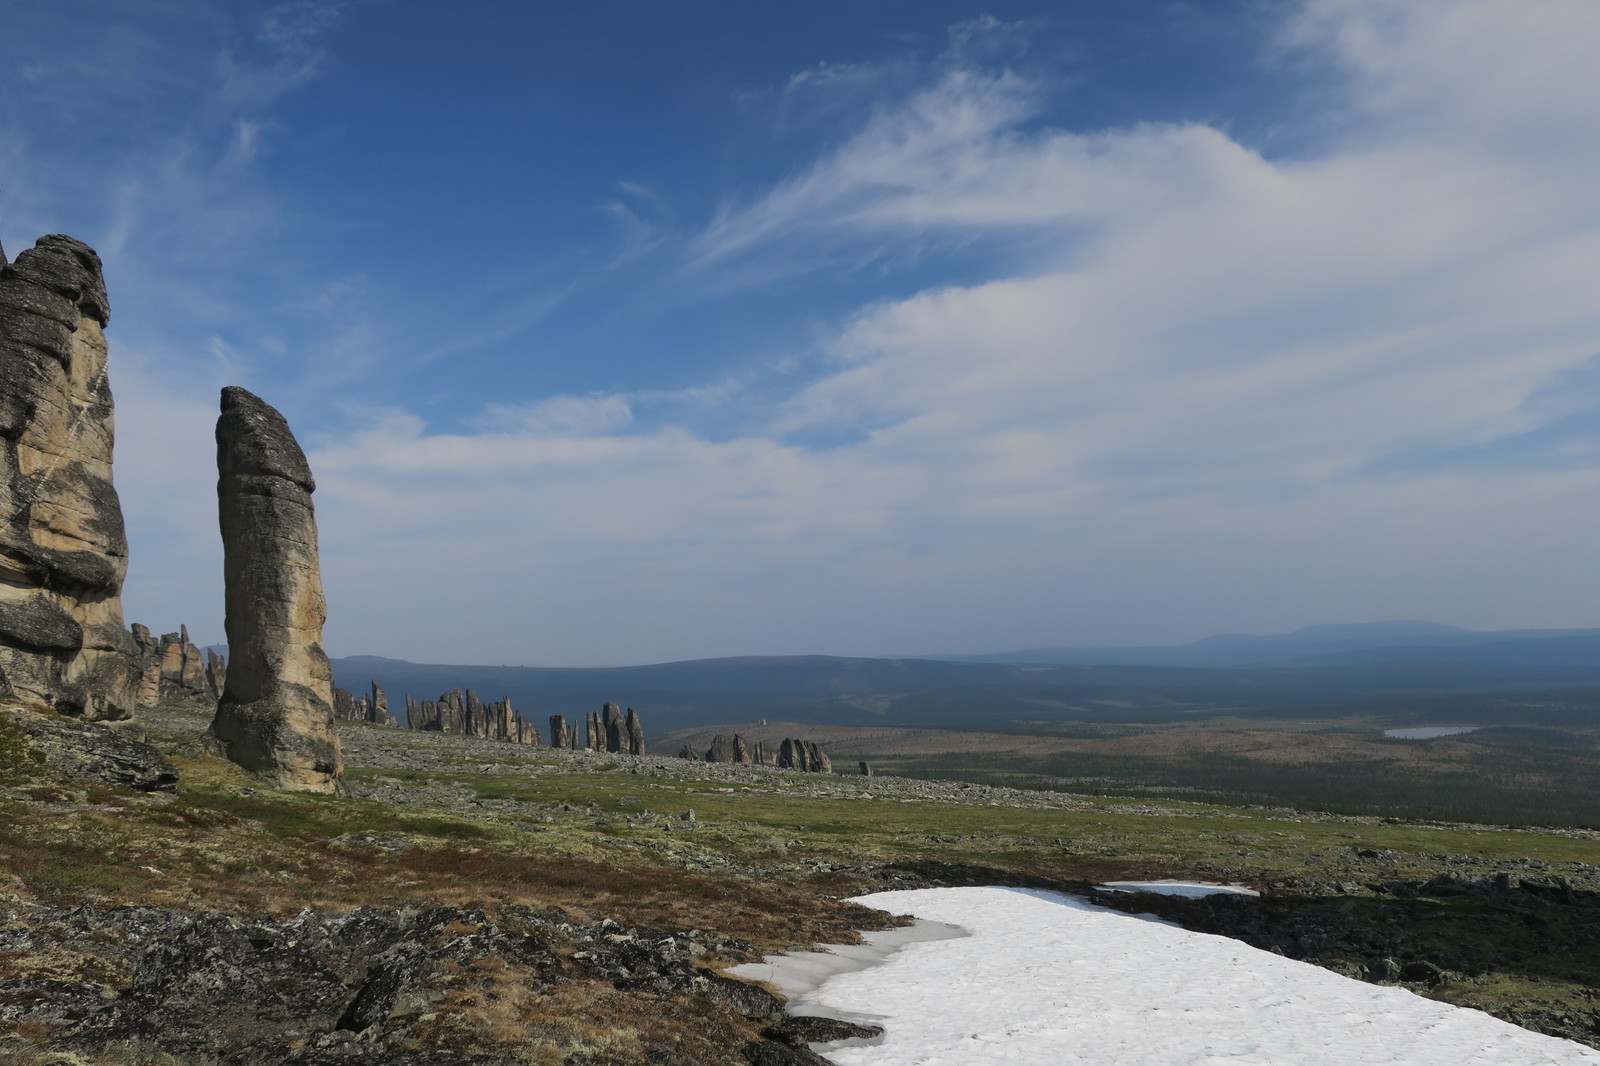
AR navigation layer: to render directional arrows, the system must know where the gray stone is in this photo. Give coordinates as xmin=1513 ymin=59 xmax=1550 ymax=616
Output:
xmin=206 ymin=387 xmax=345 ymax=793
xmin=0 ymin=235 xmax=139 ymax=721
xmin=1 ymin=704 xmax=176 ymax=791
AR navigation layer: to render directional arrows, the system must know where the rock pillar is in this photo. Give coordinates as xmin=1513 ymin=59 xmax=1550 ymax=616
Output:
xmin=370 ymin=680 xmax=391 ymax=726
xmin=0 ymin=235 xmax=139 ymax=720
xmin=602 ymin=702 xmax=623 ymax=752
xmin=206 ymin=387 xmax=344 ymax=793
xmin=624 ymin=707 xmax=645 ymax=755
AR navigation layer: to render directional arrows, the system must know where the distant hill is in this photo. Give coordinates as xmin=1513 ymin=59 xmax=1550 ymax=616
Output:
xmin=331 ymin=641 xmax=1600 ymax=738
xmin=916 ymin=622 xmax=1600 ymax=669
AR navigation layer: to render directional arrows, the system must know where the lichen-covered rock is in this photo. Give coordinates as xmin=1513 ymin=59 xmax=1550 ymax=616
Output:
xmin=0 ymin=703 xmax=176 ymax=791
xmin=206 ymin=387 xmax=345 ymax=793
xmin=0 ymin=235 xmax=139 ymax=721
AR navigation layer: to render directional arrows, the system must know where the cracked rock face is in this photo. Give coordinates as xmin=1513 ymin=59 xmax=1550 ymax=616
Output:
xmin=0 ymin=235 xmax=139 ymax=721
xmin=206 ymin=386 xmax=345 ymax=792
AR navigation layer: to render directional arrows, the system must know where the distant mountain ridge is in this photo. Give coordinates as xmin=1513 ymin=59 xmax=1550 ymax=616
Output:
xmin=916 ymin=621 xmax=1600 ymax=669
xmin=330 ymin=621 xmax=1600 ymax=737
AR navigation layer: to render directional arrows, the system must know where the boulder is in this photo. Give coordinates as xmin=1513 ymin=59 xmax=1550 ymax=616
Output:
xmin=1 ymin=703 xmax=177 ymax=791
xmin=205 ymin=387 xmax=345 ymax=793
xmin=0 ymin=235 xmax=140 ymax=721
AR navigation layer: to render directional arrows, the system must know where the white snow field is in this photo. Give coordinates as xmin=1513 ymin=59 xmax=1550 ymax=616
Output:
xmin=749 ymin=886 xmax=1600 ymax=1066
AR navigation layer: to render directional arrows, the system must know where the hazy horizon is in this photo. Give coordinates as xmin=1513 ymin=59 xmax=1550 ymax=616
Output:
xmin=7 ymin=2 xmax=1598 ymax=666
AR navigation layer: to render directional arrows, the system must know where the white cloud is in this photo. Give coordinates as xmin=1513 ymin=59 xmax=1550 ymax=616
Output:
xmin=303 ymin=1 xmax=1600 ymax=662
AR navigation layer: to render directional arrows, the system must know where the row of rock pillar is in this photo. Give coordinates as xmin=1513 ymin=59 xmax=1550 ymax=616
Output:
xmin=332 ymin=680 xmax=398 ymax=727
xmin=690 ymin=733 xmax=833 ymax=773
xmin=403 ymin=688 xmax=539 ymax=744
xmin=547 ymin=702 xmax=645 ymax=755
xmin=128 ymin=624 xmax=226 ymax=705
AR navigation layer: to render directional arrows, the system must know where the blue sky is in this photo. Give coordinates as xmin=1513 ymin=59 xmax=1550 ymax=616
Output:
xmin=3 ymin=0 xmax=1597 ymax=665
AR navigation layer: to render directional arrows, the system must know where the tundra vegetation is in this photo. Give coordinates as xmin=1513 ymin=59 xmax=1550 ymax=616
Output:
xmin=2 ymin=692 xmax=1598 ymax=1064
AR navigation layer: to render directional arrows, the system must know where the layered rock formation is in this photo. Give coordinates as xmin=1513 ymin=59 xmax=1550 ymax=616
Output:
xmin=549 ymin=714 xmax=577 ymax=749
xmin=0 ymin=235 xmax=140 ymax=720
xmin=130 ymin=624 xmax=219 ymax=705
xmin=406 ymin=688 xmax=536 ymax=743
xmin=206 ymin=387 xmax=344 ymax=793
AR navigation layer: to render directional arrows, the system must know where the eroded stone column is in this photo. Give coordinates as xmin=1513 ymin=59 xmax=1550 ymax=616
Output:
xmin=206 ymin=387 xmax=344 ymax=793
xmin=0 ymin=235 xmax=139 ymax=720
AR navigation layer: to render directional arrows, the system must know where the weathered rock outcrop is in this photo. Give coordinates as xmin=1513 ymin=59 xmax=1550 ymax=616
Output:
xmin=777 ymin=738 xmax=831 ymax=773
xmin=129 ymin=623 xmax=218 ymax=705
xmin=699 ymin=733 xmax=829 ymax=770
xmin=333 ymin=681 xmax=398 ymax=727
xmin=593 ymin=702 xmax=646 ymax=755
xmin=703 ymin=733 xmax=755 ymax=764
xmin=548 ymin=714 xmax=576 ymax=748
xmin=406 ymin=688 xmax=536 ymax=743
xmin=205 ymin=387 xmax=344 ymax=793
xmin=0 ymin=235 xmax=139 ymax=721
xmin=0 ymin=703 xmax=177 ymax=791
xmin=585 ymin=709 xmax=603 ymax=751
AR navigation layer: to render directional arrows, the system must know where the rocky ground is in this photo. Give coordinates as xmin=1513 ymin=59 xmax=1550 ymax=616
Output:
xmin=2 ymin=699 xmax=1598 ymax=1063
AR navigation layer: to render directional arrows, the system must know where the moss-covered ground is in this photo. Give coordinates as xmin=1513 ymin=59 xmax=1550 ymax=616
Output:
xmin=3 ymin=696 xmax=1598 ymax=1061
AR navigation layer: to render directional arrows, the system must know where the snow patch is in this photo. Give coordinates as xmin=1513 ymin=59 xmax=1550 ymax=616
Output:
xmin=758 ymin=886 xmax=1600 ymax=1065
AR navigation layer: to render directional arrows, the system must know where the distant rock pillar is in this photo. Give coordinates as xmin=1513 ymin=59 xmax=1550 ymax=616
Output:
xmin=370 ymin=680 xmax=392 ymax=726
xmin=585 ymin=710 xmax=603 ymax=751
xmin=859 ymin=761 xmax=872 ymax=776
xmin=602 ymin=701 xmax=623 ymax=753
xmin=205 ymin=649 xmax=227 ymax=701
xmin=625 ymin=707 xmax=645 ymax=755
xmin=0 ymin=235 xmax=139 ymax=720
xmin=206 ymin=387 xmax=345 ymax=793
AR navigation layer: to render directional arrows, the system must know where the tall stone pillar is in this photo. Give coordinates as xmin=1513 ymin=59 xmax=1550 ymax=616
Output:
xmin=0 ymin=235 xmax=139 ymax=720
xmin=206 ymin=387 xmax=345 ymax=793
